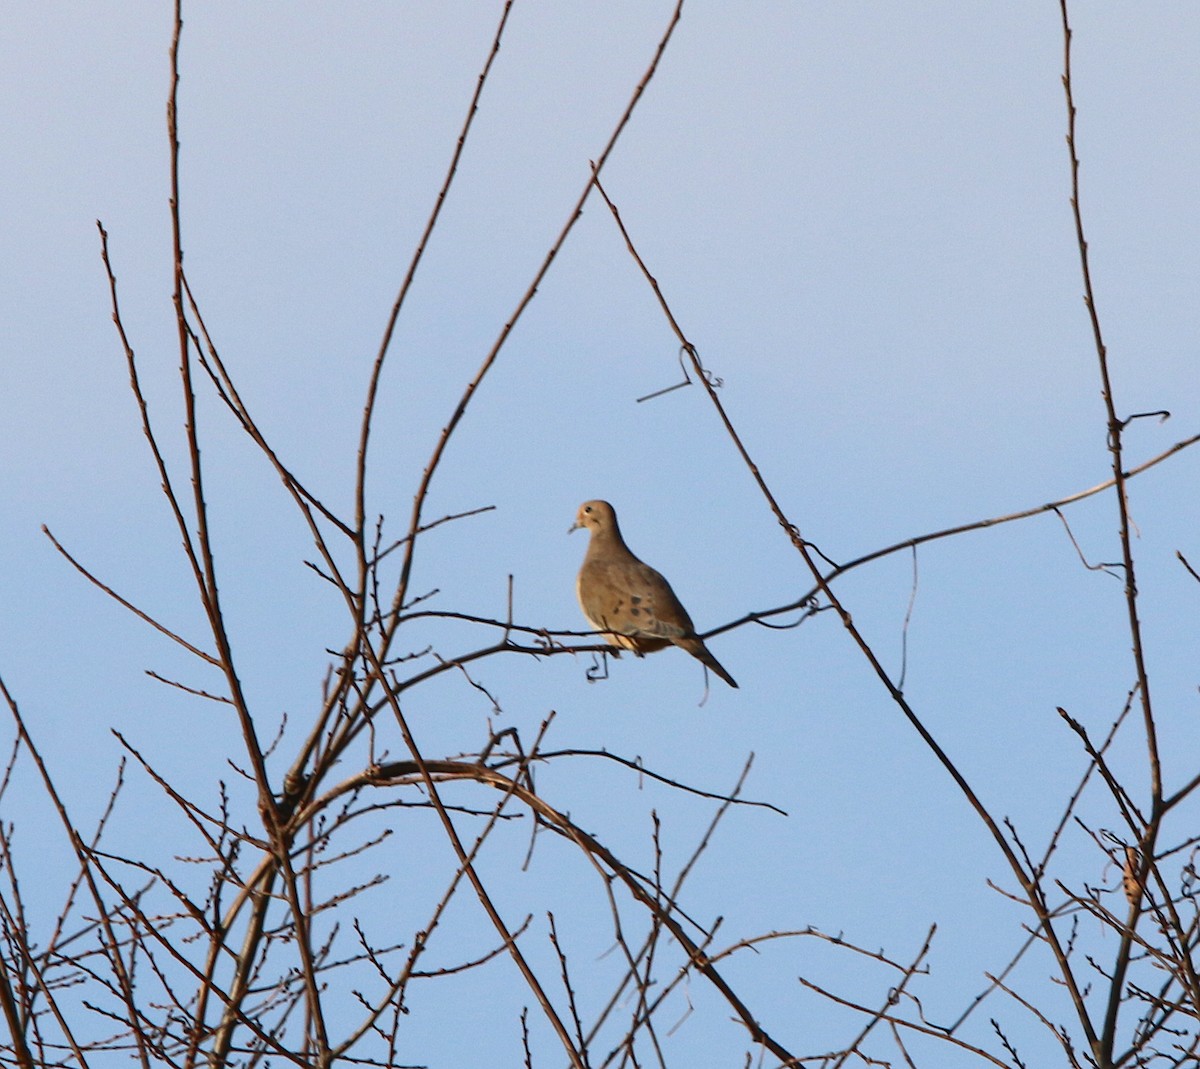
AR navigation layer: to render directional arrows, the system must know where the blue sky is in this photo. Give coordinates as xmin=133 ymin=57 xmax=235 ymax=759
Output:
xmin=2 ymin=3 xmax=1199 ymax=1066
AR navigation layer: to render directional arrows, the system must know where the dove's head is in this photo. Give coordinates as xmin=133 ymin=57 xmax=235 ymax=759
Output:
xmin=570 ymin=499 xmax=618 ymax=536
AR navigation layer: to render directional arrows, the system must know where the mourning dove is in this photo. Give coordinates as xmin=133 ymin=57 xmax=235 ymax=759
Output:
xmin=570 ymin=500 xmax=738 ymax=688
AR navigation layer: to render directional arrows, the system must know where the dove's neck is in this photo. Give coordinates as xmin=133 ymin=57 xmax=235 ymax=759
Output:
xmin=588 ymin=524 xmax=627 ymax=556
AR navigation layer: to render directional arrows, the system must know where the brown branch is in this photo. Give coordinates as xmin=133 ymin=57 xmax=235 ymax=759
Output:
xmin=182 ymin=275 xmax=354 ymax=542
xmin=793 ymin=974 xmax=1008 ymax=1068
xmin=708 ymin=427 xmax=1200 ymax=641
xmin=158 ymin=1 xmax=277 ymax=853
xmin=831 ymin=925 xmax=936 ymax=1069
xmin=592 ymin=165 xmax=1100 ymax=1056
xmin=383 ymin=0 xmax=687 ymax=663
xmin=330 ymin=720 xmax=557 ymax=1060
xmin=356 ymin=0 xmax=517 ymax=539
xmin=1177 ymin=551 xmax=1200 ymax=585
xmin=355 ymin=758 xmax=802 ymax=1065
xmin=42 ymin=525 xmax=220 ymax=667
xmin=1059 ymin=9 xmax=1162 ymax=1062
xmin=0 ymin=676 xmax=152 ymax=1069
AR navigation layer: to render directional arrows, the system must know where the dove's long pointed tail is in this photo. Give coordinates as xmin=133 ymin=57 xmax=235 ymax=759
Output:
xmin=679 ymin=638 xmax=739 ymax=689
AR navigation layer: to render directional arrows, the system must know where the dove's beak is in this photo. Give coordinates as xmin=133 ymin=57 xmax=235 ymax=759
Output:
xmin=568 ymin=521 xmax=582 ymax=534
